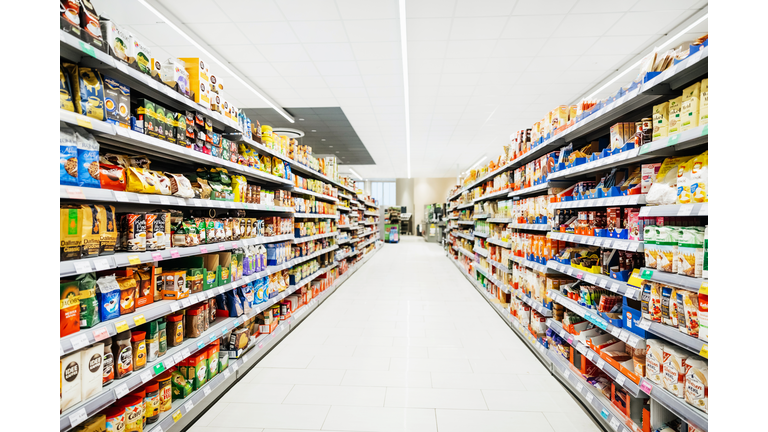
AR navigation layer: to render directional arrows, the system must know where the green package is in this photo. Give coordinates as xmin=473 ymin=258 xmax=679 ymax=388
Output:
xmin=165 ymin=111 xmax=176 ymax=143
xmin=218 ymin=352 xmax=229 ymax=373
xmin=77 ymin=273 xmax=100 ymax=328
xmin=170 ymin=370 xmax=192 ymax=400
xmin=155 ymin=105 xmax=167 ymax=141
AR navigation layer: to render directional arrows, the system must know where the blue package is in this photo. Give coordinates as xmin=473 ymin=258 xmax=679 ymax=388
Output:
xmin=237 ymin=286 xmax=252 ymax=314
xmin=255 ymin=277 xmax=268 ymax=304
xmin=60 ymin=126 xmax=78 ymax=186
xmin=225 ymin=290 xmax=243 ymax=317
xmin=266 ymin=244 xmax=279 ymax=266
xmin=73 ymin=128 xmax=100 ymax=188
xmin=96 ymin=276 xmax=121 ymax=321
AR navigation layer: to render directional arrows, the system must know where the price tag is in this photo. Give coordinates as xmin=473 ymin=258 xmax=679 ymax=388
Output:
xmin=184 ymin=401 xmax=194 ymax=412
xmin=159 ymin=196 xmax=170 ymax=205
xmin=597 ymin=359 xmax=606 ymax=369
xmin=138 ymin=194 xmax=150 ymax=204
xmin=677 ymin=205 xmax=694 ymax=216
xmin=598 ymin=279 xmax=608 ymax=288
xmin=200 ymin=246 xmax=208 ymax=254
xmin=203 ymin=385 xmax=212 ymax=397
xmin=637 ymin=319 xmax=651 ymax=330
xmin=639 ymin=207 xmax=650 ymax=217
xmin=176 ymin=197 xmax=186 ymax=205
xmin=92 ymin=326 xmax=110 ymax=342
xmin=615 ymin=374 xmax=626 ymax=387
xmin=133 ymin=314 xmax=146 ymax=326
xmin=172 ymin=410 xmax=182 ymax=422
xmin=173 ymin=353 xmax=184 ymax=364
xmin=667 ymin=133 xmax=680 ymax=146
xmin=194 ymin=200 xmax=203 ymax=207
xmin=699 ymin=343 xmax=708 ymax=358
xmin=563 ymin=370 xmax=570 ymax=380
xmin=625 ymin=288 xmax=637 ymax=299
xmin=218 ymin=287 xmax=225 ymax=294
xmin=113 ymin=382 xmax=130 ymax=399
xmin=610 ymin=417 xmax=621 ymax=431
xmin=140 ymin=370 xmax=153 ymax=383
xmin=163 ymin=358 xmax=175 ymax=369
xmin=576 ymin=272 xmax=584 ymax=280
xmin=68 ymin=407 xmax=88 ymax=427
xmin=218 ymin=244 xmax=226 ymax=251
xmin=221 ymin=327 xmax=228 ymax=334
xmin=586 ymin=392 xmax=594 ymax=403
xmin=127 ymin=255 xmax=141 ymax=265
xmin=210 ymin=334 xmax=217 ymax=342
xmin=232 ymin=362 xmax=239 ymax=372
xmin=701 ymin=123 xmax=708 ymax=136
xmin=610 ymin=283 xmax=620 ymax=292
xmin=114 ymin=320 xmax=129 ymax=333
xmin=180 ymin=298 xmax=191 ymax=308
xmin=577 ymin=383 xmax=584 ymax=393
xmin=181 ymin=348 xmax=191 ymax=358
xmin=93 ymin=258 xmax=110 ymax=271
xmin=618 ymin=330 xmax=630 ymax=342
xmin=566 ymin=268 xmax=574 ymax=275
xmin=169 ymin=301 xmax=180 ymax=312
xmin=640 ymin=379 xmax=653 ymax=394
xmin=610 ymin=327 xmax=621 ymax=338
xmin=585 ymin=275 xmax=597 ymax=284
xmin=222 ymin=369 xmax=231 ymax=379
xmin=73 ymin=260 xmax=93 ymax=274
xmin=153 ymin=362 xmax=165 ymax=375
xmin=197 ymin=341 xmax=206 ymax=350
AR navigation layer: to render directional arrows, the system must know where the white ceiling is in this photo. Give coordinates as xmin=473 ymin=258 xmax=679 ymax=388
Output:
xmin=92 ymin=0 xmax=707 ymax=179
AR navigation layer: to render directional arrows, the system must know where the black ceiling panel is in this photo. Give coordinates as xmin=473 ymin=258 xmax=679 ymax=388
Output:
xmin=242 ymin=107 xmax=375 ymax=166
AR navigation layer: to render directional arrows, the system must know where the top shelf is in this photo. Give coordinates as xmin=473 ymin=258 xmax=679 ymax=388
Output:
xmin=446 ymin=47 xmax=708 ymax=203
xmin=60 ymin=30 xmax=240 ymax=133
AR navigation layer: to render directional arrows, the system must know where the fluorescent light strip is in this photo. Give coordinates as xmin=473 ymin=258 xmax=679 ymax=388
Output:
xmin=137 ymin=0 xmax=294 ymax=124
xmin=399 ymin=0 xmax=411 ymax=179
xmin=582 ymin=13 xmax=708 ymax=102
xmin=349 ymin=168 xmax=364 ymax=181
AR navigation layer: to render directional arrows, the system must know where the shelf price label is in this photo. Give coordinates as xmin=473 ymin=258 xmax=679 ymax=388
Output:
xmin=639 ymin=379 xmax=653 ymax=394
xmin=640 ymin=269 xmax=654 ymax=280
xmin=699 ymin=343 xmax=708 ymax=358
xmin=93 ymin=258 xmax=110 ymax=271
xmin=699 ymin=281 xmax=708 ymax=295
xmin=114 ymin=320 xmax=129 ymax=333
xmin=172 ymin=410 xmax=182 ymax=422
xmin=70 ymin=334 xmax=90 ymax=351
xmin=615 ymin=374 xmax=626 ymax=387
xmin=69 ymin=407 xmax=88 ymax=427
xmin=92 ymin=327 xmax=110 ymax=342
xmin=153 ymin=363 xmax=165 ymax=375
xmin=133 ymin=314 xmax=146 ymax=326
xmin=610 ymin=417 xmax=621 ymax=431
xmin=170 ymin=249 xmax=181 ymax=258
xmin=184 ymin=401 xmax=194 ymax=413
xmin=114 ymin=383 xmax=129 ymax=399
xmin=127 ymin=255 xmax=141 ymax=265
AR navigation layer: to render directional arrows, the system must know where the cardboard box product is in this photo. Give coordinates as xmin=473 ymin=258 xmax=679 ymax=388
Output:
xmin=81 ymin=343 xmax=104 ymax=400
xmin=162 ymin=270 xmax=188 ymax=300
xmin=135 ymin=99 xmax=157 ymax=137
xmin=680 ymin=81 xmax=701 ymax=131
xmin=61 ymin=351 xmax=82 ymax=411
xmin=179 ymin=57 xmax=210 ymax=105
xmin=129 ymin=35 xmax=152 ymax=75
xmin=668 ymin=96 xmax=683 ymax=135
xmin=652 ymin=102 xmax=669 ymax=141
xmin=699 ymin=79 xmax=708 ymax=126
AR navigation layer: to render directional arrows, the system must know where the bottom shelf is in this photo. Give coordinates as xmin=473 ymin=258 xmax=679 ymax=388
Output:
xmin=146 ymin=244 xmax=382 ymax=432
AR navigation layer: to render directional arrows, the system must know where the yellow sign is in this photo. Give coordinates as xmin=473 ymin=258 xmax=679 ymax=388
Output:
xmin=114 ymin=320 xmax=129 ymax=333
xmin=133 ymin=314 xmax=146 ymax=326
xmin=76 ymin=117 xmax=93 ymax=129
xmin=172 ymin=410 xmax=182 ymax=422
xmin=626 ymin=269 xmax=645 ymax=288
xmin=699 ymin=281 xmax=708 ymax=295
xmin=699 ymin=343 xmax=708 ymax=358
xmin=128 ymin=255 xmax=141 ymax=265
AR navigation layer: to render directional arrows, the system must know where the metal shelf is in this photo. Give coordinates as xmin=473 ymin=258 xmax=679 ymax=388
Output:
xmin=338 ymin=224 xmax=359 ymax=230
xmin=487 ymin=217 xmax=514 ymax=223
xmin=486 ymin=238 xmax=510 ymax=248
xmin=638 ymin=378 xmax=708 ymax=432
xmin=457 ymin=220 xmax=475 ymax=225
xmin=60 ymin=110 xmax=291 ymax=187
xmin=337 ymin=206 xmax=351 ymax=212
xmin=60 ymin=234 xmax=294 ymax=278
xmin=291 ymin=187 xmax=339 ymax=203
xmin=473 ymin=188 xmax=512 ymax=203
xmin=291 ymin=245 xmax=339 ymax=267
xmin=294 ymin=212 xmax=339 ymax=219
xmin=546 ymin=261 xmax=642 ymax=300
xmin=488 ymin=259 xmax=512 ymax=273
xmin=291 ymin=232 xmax=338 ymax=244
xmin=509 ymin=256 xmax=554 ymax=274
xmin=473 ymin=246 xmax=489 ymax=258
xmin=474 ymin=266 xmax=510 ymax=294
xmin=641 ymin=319 xmax=708 ymax=358
xmin=549 ymin=232 xmax=644 ymax=252
xmin=550 ymin=194 xmax=647 ymax=210
xmin=508 ymin=182 xmax=557 ymax=198
xmin=509 ymin=223 xmax=551 ymax=231
xmin=548 ymin=289 xmax=645 ymax=349
xmin=457 ymin=247 xmax=474 ymax=258
xmin=639 ymin=203 xmax=708 ymax=217
xmin=473 ymin=213 xmax=490 ymax=219
xmin=455 ymin=232 xmax=474 ymax=241
xmin=60 ymin=30 xmax=241 ymax=133
xmin=546 ymin=319 xmax=644 ymax=398
xmin=638 ymin=267 xmax=705 ymax=291
xmin=457 ymin=202 xmax=473 ymax=210
xmin=517 ymin=293 xmax=553 ymax=317
xmin=364 ymin=211 xmax=379 ymax=216
xmin=289 ymin=263 xmax=338 ymax=290
xmin=473 ymin=231 xmax=488 ymax=238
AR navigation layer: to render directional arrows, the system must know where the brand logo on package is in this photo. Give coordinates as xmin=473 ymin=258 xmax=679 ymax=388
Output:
xmin=64 ymin=362 xmax=80 ymax=382
xmin=89 ymin=354 xmax=102 ymax=373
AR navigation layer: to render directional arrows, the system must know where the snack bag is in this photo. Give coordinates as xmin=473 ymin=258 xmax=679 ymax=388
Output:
xmin=646 ymin=156 xmax=693 ymax=206
xmin=74 ymin=128 xmax=101 ymax=188
xmin=60 ymin=126 xmax=78 ymax=186
xmin=677 ymin=151 xmax=708 ymax=204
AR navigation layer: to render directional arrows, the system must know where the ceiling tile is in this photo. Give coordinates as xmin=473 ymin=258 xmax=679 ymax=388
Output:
xmin=344 ymin=20 xmax=400 ymax=42
xmin=492 ymin=38 xmax=548 ymax=57
xmin=256 ymin=44 xmax=311 ymax=62
xmin=515 ymin=70 xmax=565 ymax=84
xmin=445 ymin=40 xmax=497 ymax=58
xmin=234 ymin=62 xmax=282 ymax=77
xmin=538 ymin=37 xmax=600 ymax=56
xmin=351 ymin=42 xmax=402 ymax=60
xmin=314 ymin=61 xmax=362 ymax=76
xmin=439 ymin=73 xmax=482 ymax=86
xmin=513 ymin=0 xmax=578 ymax=15
xmin=437 ymin=86 xmax=475 ymax=97
xmin=237 ymin=22 xmax=299 ymax=44
xmin=299 ymin=87 xmax=336 ymax=98
xmin=324 ymin=75 xmax=366 ymax=87
xmin=213 ymin=0 xmax=286 ymax=22
xmin=454 ymin=0 xmax=518 ymax=17
xmin=276 ymin=0 xmax=340 ymax=20
xmin=185 ymin=23 xmax=248 ymax=46
xmin=552 ymin=13 xmax=625 ymax=37
xmin=500 ymin=15 xmax=566 ymax=38
xmin=332 ymin=87 xmax=370 ymax=98
xmin=406 ymin=0 xmax=458 ymax=18
xmin=356 ymin=60 xmax=402 ymax=75
xmin=440 ymin=58 xmax=488 ymax=74
xmin=211 ymin=45 xmax=267 ymax=63
xmin=605 ymin=11 xmax=689 ymax=36
xmin=486 ymin=57 xmax=533 ymax=72
xmin=251 ymin=76 xmax=293 ymax=89
xmin=568 ymin=55 xmax=626 ymax=71
xmin=409 ymin=57 xmax=445 ymax=74
xmin=631 ymin=0 xmax=701 ymax=11
xmin=410 ymin=74 xmax=442 ymax=87
xmin=303 ymin=43 xmax=356 ymax=62
xmin=449 ymin=17 xmax=508 ymax=40
xmin=272 ymin=62 xmax=320 ymax=76
xmin=407 ymin=18 xmax=453 ymax=41
xmin=407 ymin=41 xmax=449 ymax=59
xmin=127 ymin=24 xmax=190 ymax=46
xmin=571 ymin=0 xmax=638 ymax=13
xmin=158 ymin=0 xmax=232 ymax=22
xmin=284 ymin=76 xmax=329 ymax=88
xmin=290 ymin=20 xmax=349 ymax=43
xmin=525 ymin=56 xmax=579 ymax=72
xmin=335 ymin=0 xmax=399 ymax=19
xmin=363 ymin=74 xmax=404 ymax=87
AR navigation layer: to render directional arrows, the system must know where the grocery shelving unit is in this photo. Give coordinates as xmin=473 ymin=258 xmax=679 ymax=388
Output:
xmin=59 ymin=29 xmax=385 ymax=432
xmin=443 ymin=44 xmax=709 ymax=432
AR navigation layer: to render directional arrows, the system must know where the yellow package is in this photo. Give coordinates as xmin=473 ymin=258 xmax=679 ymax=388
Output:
xmin=652 ymin=102 xmax=669 ymax=141
xmin=699 ymin=79 xmax=708 ymax=126
xmin=680 ymin=82 xmax=701 ymax=131
xmin=646 ymin=156 xmax=693 ymax=206
xmin=60 ymin=65 xmax=75 ymax=112
xmin=232 ymin=175 xmax=247 ymax=202
xmin=126 ymin=166 xmax=157 ymax=194
xmin=676 ymin=150 xmax=708 ymax=204
xmin=262 ymin=154 xmax=271 ymax=173
xmin=668 ymin=96 xmax=683 ymax=135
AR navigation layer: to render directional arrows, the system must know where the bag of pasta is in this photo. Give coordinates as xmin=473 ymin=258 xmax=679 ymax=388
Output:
xmin=677 ymin=151 xmax=708 ymax=204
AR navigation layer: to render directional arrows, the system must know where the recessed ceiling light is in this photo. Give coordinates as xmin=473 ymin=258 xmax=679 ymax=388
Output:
xmin=311 ymin=130 xmax=316 ymax=132
xmin=321 ymin=139 xmax=326 ymax=141
xmin=335 ymin=151 xmax=339 ymax=153
xmin=299 ymin=118 xmax=304 ymax=121
xmin=329 ymin=146 xmax=333 ymax=148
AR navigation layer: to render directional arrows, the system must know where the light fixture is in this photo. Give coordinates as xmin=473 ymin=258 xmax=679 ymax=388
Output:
xmin=299 ymin=118 xmax=304 ymax=121
xmin=311 ymin=130 xmax=316 ymax=132
xmin=349 ymin=168 xmax=364 ymax=181
xmin=321 ymin=139 xmax=326 ymax=141
xmin=137 ymin=0 xmax=294 ymax=123
xmin=579 ymin=13 xmax=708 ymax=102
xmin=398 ymin=0 xmax=411 ymax=179
xmin=329 ymin=145 xmax=334 ymax=148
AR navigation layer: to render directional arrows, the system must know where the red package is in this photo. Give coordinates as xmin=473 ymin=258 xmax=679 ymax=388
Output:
xmin=99 ymin=163 xmax=127 ymax=191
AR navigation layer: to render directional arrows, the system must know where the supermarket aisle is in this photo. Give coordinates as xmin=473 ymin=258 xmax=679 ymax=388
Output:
xmin=190 ymin=237 xmax=601 ymax=432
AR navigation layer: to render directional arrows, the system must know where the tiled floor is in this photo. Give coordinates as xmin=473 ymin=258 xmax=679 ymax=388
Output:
xmin=190 ymin=237 xmax=603 ymax=432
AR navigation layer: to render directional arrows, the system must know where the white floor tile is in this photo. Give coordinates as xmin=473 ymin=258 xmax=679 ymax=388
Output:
xmin=282 ymin=384 xmax=386 ymax=407
xmin=189 ymin=427 xmax=263 ymax=432
xmin=321 ymin=406 xmax=438 ymax=432
xmin=247 ymin=367 xmax=346 ymax=385
xmin=543 ymin=411 xmax=603 ymax=432
xmin=389 ymin=357 xmax=474 ymax=373
xmin=308 ymin=356 xmax=392 ymax=371
xmin=341 ymin=370 xmax=433 ymax=388
xmin=436 ymin=409 xmax=555 ymax=432
xmin=430 ymin=372 xmax=527 ymax=390
xmin=209 ymin=403 xmax=330 ymax=429
xmin=385 ymin=387 xmax=488 ymax=410
xmin=219 ymin=381 xmax=294 ymax=404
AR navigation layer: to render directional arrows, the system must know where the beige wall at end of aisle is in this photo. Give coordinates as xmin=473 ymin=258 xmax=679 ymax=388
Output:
xmin=396 ymin=178 xmax=456 ymax=232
